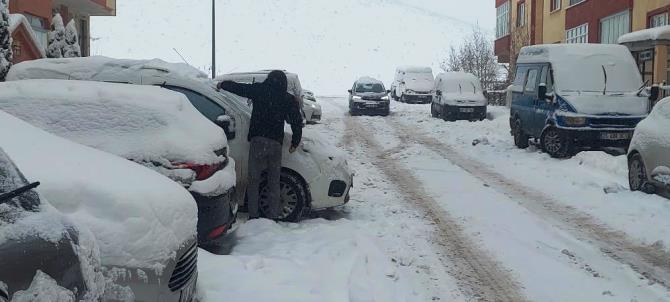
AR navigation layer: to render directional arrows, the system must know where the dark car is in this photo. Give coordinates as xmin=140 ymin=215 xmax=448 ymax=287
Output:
xmin=0 ymin=148 xmax=101 ymax=301
xmin=348 ymin=77 xmax=391 ymax=116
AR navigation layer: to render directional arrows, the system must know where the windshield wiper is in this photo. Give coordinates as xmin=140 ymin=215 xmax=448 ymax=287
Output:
xmin=636 ymin=79 xmax=650 ymax=96
xmin=602 ymin=65 xmax=608 ymax=96
xmin=0 ymin=182 xmax=40 ymax=205
xmin=458 ymin=84 xmax=462 ymax=94
xmin=471 ymin=82 xmax=476 ymax=94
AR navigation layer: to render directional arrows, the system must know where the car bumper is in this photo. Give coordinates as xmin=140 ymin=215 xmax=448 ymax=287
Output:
xmin=192 ymin=186 xmax=236 ymax=246
xmin=403 ymin=94 xmax=432 ymax=103
xmin=352 ymin=101 xmax=390 ymax=112
xmin=307 ymin=158 xmax=354 ymax=210
xmin=558 ymin=127 xmax=635 ymax=149
xmin=443 ymin=105 xmax=487 ymax=120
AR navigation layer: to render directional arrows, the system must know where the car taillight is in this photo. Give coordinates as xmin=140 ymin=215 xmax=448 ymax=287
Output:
xmin=174 ymin=162 xmax=222 ymax=181
xmin=207 ymin=224 xmax=229 ymax=239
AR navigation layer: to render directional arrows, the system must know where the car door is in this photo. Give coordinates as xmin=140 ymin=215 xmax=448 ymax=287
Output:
xmin=532 ymin=65 xmax=555 ymax=134
xmin=644 ymin=102 xmax=670 ymax=187
xmin=511 ymin=65 xmax=533 ymax=133
xmin=522 ymin=65 xmax=543 ymax=137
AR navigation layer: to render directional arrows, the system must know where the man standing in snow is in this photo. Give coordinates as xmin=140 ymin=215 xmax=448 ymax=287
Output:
xmin=218 ymin=70 xmax=303 ymax=220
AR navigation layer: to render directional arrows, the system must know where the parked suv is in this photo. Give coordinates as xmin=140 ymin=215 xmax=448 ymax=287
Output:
xmin=510 ymin=44 xmax=652 ymax=158
xmin=9 ymin=57 xmax=354 ymax=222
xmin=628 ymin=97 xmax=670 ymax=195
xmin=432 ymin=72 xmax=487 ymax=121
xmin=0 ymin=79 xmax=236 ymax=249
xmin=0 ymin=148 xmax=103 ymax=301
xmin=348 ymin=77 xmax=391 ymax=116
xmin=391 ymin=66 xmax=434 ymax=103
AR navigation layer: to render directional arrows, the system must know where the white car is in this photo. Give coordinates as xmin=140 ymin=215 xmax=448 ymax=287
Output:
xmin=0 ymin=79 xmax=236 ymax=248
xmin=302 ymin=96 xmax=322 ymax=123
xmin=431 ymin=72 xmax=487 ymax=121
xmin=391 ymin=66 xmax=435 ymax=104
xmin=0 ymin=110 xmax=199 ymax=302
xmin=628 ymin=97 xmax=670 ymax=194
xmin=9 ymin=57 xmax=354 ymax=222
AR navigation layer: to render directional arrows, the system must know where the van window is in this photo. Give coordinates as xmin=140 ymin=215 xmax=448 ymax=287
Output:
xmin=163 ymin=85 xmax=225 ymax=122
xmin=540 ymin=66 xmax=554 ymax=93
xmin=513 ymin=66 xmax=528 ymax=91
xmin=524 ymin=69 xmax=539 ymax=93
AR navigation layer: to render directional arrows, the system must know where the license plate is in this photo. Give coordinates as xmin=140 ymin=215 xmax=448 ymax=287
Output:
xmin=180 ymin=277 xmax=197 ymax=302
xmin=600 ymin=132 xmax=630 ymax=140
xmin=366 ymin=102 xmax=378 ymax=107
xmin=460 ymin=108 xmax=475 ymax=113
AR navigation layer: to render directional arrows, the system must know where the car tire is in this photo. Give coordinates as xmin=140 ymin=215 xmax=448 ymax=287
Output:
xmin=381 ymin=108 xmax=390 ymax=116
xmin=400 ymin=95 xmax=406 ymax=103
xmin=259 ymin=172 xmax=307 ymax=222
xmin=628 ymin=153 xmax=655 ymax=194
xmin=512 ymin=119 xmax=529 ymax=149
xmin=431 ymin=103 xmax=439 ymax=118
xmin=541 ymin=127 xmax=572 ymax=158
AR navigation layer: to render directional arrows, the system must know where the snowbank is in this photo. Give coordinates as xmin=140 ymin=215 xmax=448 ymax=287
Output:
xmin=0 ymin=110 xmax=197 ymax=272
xmin=618 ymin=25 xmax=670 ymax=44
xmin=0 ymin=79 xmax=227 ymax=166
xmin=198 ymin=219 xmax=419 ymax=302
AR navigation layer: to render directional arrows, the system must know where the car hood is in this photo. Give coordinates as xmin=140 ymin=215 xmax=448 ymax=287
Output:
xmin=354 ymin=92 xmax=387 ymax=99
xmin=561 ymin=93 xmax=649 ymax=116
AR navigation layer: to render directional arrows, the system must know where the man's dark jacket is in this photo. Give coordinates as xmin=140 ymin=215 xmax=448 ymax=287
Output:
xmin=218 ymin=76 xmax=303 ymax=147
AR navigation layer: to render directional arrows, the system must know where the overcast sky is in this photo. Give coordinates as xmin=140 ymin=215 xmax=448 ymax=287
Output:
xmin=91 ymin=0 xmax=495 ymax=94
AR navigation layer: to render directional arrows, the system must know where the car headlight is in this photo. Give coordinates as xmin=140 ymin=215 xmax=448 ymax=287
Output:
xmin=563 ymin=116 xmax=587 ymax=126
xmin=353 ymin=96 xmax=362 ymax=100
xmin=311 ymin=104 xmax=318 ymax=109
xmin=381 ymin=95 xmax=389 ymax=101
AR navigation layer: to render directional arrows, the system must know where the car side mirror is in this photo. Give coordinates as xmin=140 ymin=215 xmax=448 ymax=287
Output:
xmin=538 ymin=83 xmax=548 ymax=100
xmin=216 ymin=114 xmax=236 ymax=139
xmin=401 ymin=81 xmax=406 ymax=85
xmin=435 ymin=90 xmax=442 ymax=96
xmin=348 ymin=89 xmax=352 ymax=94
xmin=649 ymin=85 xmax=660 ymax=102
xmin=386 ymin=89 xmax=391 ymax=94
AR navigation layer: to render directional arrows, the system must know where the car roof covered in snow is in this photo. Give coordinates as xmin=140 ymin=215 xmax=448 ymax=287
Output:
xmin=0 ymin=110 xmax=197 ymax=271
xmin=435 ymin=72 xmax=483 ymax=92
xmin=396 ymin=66 xmax=433 ymax=73
xmin=516 ymin=44 xmax=633 ymax=65
xmin=0 ymin=79 xmax=227 ymax=165
xmin=356 ymin=76 xmax=384 ymax=84
xmin=618 ymin=25 xmax=670 ymax=44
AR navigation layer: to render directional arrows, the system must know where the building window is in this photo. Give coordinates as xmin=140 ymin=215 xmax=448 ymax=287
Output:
xmin=517 ymin=2 xmax=526 ymax=27
xmin=22 ymin=14 xmax=48 ymax=50
xmin=600 ymin=10 xmax=630 ymax=44
xmin=550 ymin=0 xmax=561 ymax=12
xmin=566 ymin=23 xmax=588 ymax=43
xmin=569 ymin=0 xmax=585 ymax=6
xmin=496 ymin=1 xmax=510 ymax=38
xmin=651 ymin=13 xmax=668 ymax=28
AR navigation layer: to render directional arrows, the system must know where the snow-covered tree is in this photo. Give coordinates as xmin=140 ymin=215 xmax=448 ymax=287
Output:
xmin=441 ymin=27 xmax=500 ymax=90
xmin=47 ymin=13 xmax=66 ymax=58
xmin=63 ymin=20 xmax=81 ymax=57
xmin=0 ymin=0 xmax=12 ymax=81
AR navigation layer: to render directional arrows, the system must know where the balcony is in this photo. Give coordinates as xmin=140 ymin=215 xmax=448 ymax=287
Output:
xmin=54 ymin=0 xmax=116 ymax=16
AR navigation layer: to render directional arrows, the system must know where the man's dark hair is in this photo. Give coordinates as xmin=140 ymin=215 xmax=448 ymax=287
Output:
xmin=265 ymin=70 xmax=288 ymax=94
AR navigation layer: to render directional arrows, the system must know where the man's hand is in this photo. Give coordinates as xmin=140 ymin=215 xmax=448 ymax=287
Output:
xmin=289 ymin=144 xmax=298 ymax=153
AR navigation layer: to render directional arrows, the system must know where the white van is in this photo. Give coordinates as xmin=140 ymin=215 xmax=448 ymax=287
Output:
xmin=431 ymin=72 xmax=487 ymax=121
xmin=391 ymin=66 xmax=434 ymax=103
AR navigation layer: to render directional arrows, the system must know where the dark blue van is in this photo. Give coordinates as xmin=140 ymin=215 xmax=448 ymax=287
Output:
xmin=510 ymin=44 xmax=654 ymax=158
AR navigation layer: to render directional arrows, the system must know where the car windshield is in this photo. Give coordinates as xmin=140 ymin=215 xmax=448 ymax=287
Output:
xmin=356 ymin=83 xmax=385 ymax=93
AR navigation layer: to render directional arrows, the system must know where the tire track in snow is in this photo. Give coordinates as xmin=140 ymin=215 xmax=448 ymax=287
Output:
xmin=383 ymin=114 xmax=670 ymax=290
xmin=335 ymin=106 xmax=528 ymax=301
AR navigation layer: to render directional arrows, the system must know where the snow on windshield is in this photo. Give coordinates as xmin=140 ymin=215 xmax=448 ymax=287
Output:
xmin=438 ymin=73 xmax=482 ymax=94
xmin=0 ymin=110 xmax=197 ymax=273
xmin=0 ymin=80 xmax=227 ymax=165
xmin=356 ymin=82 xmax=385 ymax=93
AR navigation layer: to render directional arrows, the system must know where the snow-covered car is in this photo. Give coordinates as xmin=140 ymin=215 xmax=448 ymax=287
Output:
xmin=391 ymin=66 xmax=434 ymax=104
xmin=0 ymin=79 xmax=236 ymax=248
xmin=431 ymin=72 xmax=487 ymax=121
xmin=0 ymin=148 xmax=104 ymax=301
xmin=348 ymin=77 xmax=391 ymax=116
xmin=0 ymin=110 xmax=199 ymax=302
xmin=302 ymin=96 xmax=322 ymax=124
xmin=628 ymin=97 xmax=670 ymax=194
xmin=303 ymin=89 xmax=317 ymax=102
xmin=8 ymin=57 xmax=354 ymax=222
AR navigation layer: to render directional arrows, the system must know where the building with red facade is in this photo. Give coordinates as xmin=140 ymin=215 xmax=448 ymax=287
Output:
xmin=7 ymin=0 xmax=116 ymax=63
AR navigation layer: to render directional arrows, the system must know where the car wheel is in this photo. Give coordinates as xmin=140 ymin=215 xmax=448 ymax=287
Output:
xmin=628 ymin=153 xmax=655 ymax=193
xmin=512 ymin=119 xmax=529 ymax=149
xmin=259 ymin=172 xmax=307 ymax=222
xmin=400 ymin=95 xmax=406 ymax=103
xmin=381 ymin=108 xmax=390 ymax=116
xmin=350 ymin=109 xmax=358 ymax=116
xmin=541 ymin=127 xmax=572 ymax=158
xmin=431 ymin=103 xmax=439 ymax=118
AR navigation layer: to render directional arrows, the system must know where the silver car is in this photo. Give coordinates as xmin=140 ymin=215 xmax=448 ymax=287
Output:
xmin=628 ymin=97 xmax=670 ymax=194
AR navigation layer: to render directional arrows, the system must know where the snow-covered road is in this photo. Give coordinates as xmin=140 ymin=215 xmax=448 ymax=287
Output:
xmin=197 ymin=97 xmax=670 ymax=302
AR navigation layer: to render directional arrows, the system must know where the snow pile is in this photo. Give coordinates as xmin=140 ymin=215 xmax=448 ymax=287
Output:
xmin=0 ymin=110 xmax=198 ymax=272
xmin=6 ymin=56 xmax=209 ymax=82
xmin=11 ymin=271 xmax=75 ymax=302
xmin=198 ymin=219 xmax=420 ymax=302
xmin=0 ymin=79 xmax=227 ymax=166
xmin=618 ymin=25 xmax=670 ymax=44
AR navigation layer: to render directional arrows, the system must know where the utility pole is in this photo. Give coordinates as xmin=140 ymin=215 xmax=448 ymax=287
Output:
xmin=211 ymin=0 xmax=216 ymax=79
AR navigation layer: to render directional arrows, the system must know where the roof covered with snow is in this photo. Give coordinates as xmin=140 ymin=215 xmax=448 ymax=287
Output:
xmin=8 ymin=14 xmax=46 ymax=57
xmin=0 ymin=79 xmax=227 ymax=165
xmin=397 ymin=66 xmax=433 ymax=73
xmin=517 ymin=44 xmax=633 ymax=65
xmin=356 ymin=76 xmax=383 ymax=84
xmin=618 ymin=25 xmax=670 ymax=44
xmin=0 ymin=110 xmax=197 ymax=271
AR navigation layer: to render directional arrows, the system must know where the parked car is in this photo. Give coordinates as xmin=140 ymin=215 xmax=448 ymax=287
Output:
xmin=431 ymin=72 xmax=487 ymax=121
xmin=510 ymin=44 xmax=653 ymax=158
xmin=628 ymin=97 xmax=670 ymax=194
xmin=0 ymin=79 xmax=236 ymax=248
xmin=0 ymin=148 xmax=104 ymax=301
xmin=390 ymin=66 xmax=434 ymax=103
xmin=0 ymin=110 xmax=199 ymax=302
xmin=302 ymin=95 xmax=322 ymax=124
xmin=348 ymin=77 xmax=391 ymax=116
xmin=9 ymin=57 xmax=354 ymax=222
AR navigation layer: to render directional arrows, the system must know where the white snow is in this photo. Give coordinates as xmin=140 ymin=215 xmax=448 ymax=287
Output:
xmin=46 ymin=14 xmax=66 ymax=59
xmin=11 ymin=271 xmax=75 ymax=302
xmin=0 ymin=79 xmax=227 ymax=167
xmin=618 ymin=25 xmax=670 ymax=44
xmin=0 ymin=110 xmax=197 ymax=272
xmin=8 ymin=14 xmax=46 ymax=57
xmin=189 ymin=158 xmax=237 ymax=197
